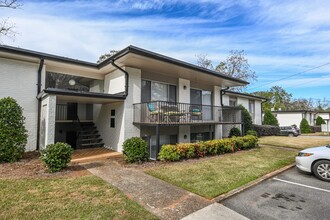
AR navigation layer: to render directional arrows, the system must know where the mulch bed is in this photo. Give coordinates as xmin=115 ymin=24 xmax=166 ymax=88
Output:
xmin=0 ymin=152 xmax=90 ymax=179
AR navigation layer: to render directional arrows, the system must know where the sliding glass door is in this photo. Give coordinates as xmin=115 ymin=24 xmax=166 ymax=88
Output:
xmin=202 ymin=91 xmax=212 ymax=120
xmin=190 ymin=89 xmax=212 ymax=121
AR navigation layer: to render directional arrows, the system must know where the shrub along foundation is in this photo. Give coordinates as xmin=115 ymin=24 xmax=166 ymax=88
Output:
xmin=158 ymin=135 xmax=258 ymax=161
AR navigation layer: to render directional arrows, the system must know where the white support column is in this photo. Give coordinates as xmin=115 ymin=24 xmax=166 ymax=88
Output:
xmin=178 ymin=78 xmax=190 ymax=143
xmin=40 ymin=95 xmax=56 ymax=149
xmin=213 ymin=86 xmax=222 ymax=139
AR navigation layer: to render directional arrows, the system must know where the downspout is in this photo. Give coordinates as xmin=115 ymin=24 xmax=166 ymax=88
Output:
xmin=36 ymin=58 xmax=44 ymax=151
xmin=220 ymin=87 xmax=230 ymax=106
xmin=110 ymin=59 xmax=129 ymax=97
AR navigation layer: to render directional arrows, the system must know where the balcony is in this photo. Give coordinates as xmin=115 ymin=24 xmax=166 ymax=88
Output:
xmin=133 ymin=101 xmax=242 ymax=125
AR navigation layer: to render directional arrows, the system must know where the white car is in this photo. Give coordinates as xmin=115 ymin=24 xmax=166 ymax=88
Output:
xmin=296 ymin=144 xmax=330 ymax=182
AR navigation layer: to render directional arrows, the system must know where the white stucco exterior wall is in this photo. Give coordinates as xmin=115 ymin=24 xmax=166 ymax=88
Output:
xmin=95 ymin=66 xmax=141 ymax=152
xmin=254 ymin=100 xmax=262 ymax=125
xmin=222 ymin=94 xmax=229 ymax=106
xmin=122 ymin=67 xmax=141 ymax=150
xmin=178 ymin=78 xmax=190 ymax=103
xmin=237 ymin=97 xmax=249 ymax=110
xmin=0 ymin=58 xmax=39 ymax=151
xmin=104 ymin=69 xmax=125 ymax=94
xmin=96 ymin=102 xmax=125 ymax=151
xmin=178 ymin=78 xmax=191 ymax=143
xmin=275 ymin=113 xmax=303 ymax=126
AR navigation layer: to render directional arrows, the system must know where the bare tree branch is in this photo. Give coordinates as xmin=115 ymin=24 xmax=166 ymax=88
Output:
xmin=0 ymin=18 xmax=16 ymax=40
xmin=195 ymin=54 xmax=214 ymax=70
xmin=0 ymin=0 xmax=20 ymax=42
xmin=0 ymin=0 xmax=21 ymax=9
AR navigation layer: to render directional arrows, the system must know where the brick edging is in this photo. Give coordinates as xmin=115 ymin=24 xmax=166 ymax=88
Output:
xmin=213 ymin=163 xmax=296 ymax=203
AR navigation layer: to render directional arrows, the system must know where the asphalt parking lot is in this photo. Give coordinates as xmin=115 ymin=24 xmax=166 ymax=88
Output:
xmin=222 ymin=167 xmax=330 ymax=220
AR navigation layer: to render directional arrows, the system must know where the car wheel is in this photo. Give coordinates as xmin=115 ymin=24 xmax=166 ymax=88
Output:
xmin=288 ymin=133 xmax=294 ymax=137
xmin=312 ymin=160 xmax=330 ymax=182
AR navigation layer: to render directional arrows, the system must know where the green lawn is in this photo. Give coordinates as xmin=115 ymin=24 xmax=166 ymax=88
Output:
xmin=259 ymin=136 xmax=330 ymax=149
xmin=146 ymin=146 xmax=296 ymax=199
xmin=0 ymin=175 xmax=157 ymax=220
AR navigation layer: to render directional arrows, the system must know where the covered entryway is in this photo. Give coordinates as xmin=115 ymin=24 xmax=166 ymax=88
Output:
xmin=38 ymin=88 xmax=125 ymax=150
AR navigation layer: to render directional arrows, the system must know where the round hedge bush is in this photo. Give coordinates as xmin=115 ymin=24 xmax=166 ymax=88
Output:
xmin=246 ymin=130 xmax=258 ymax=137
xmin=228 ymin=127 xmax=241 ymax=138
xmin=122 ymin=137 xmax=148 ymax=163
xmin=300 ymin=118 xmax=311 ymax=134
xmin=0 ymin=97 xmax=28 ymax=163
xmin=40 ymin=142 xmax=73 ymax=173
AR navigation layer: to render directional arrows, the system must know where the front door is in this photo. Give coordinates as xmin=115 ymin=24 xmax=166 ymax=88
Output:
xmin=67 ymin=103 xmax=78 ymax=120
xmin=66 ymin=131 xmax=77 ymax=149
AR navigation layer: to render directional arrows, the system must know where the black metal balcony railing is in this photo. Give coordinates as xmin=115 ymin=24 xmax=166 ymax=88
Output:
xmin=133 ymin=101 xmax=242 ymax=125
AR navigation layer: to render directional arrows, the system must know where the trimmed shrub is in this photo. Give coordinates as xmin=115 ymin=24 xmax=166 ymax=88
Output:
xmin=300 ymin=118 xmax=311 ymax=134
xmin=228 ymin=127 xmax=241 ymax=137
xmin=158 ymin=145 xmax=181 ymax=161
xmin=316 ymin=116 xmax=326 ymax=125
xmin=246 ymin=130 xmax=258 ymax=137
xmin=263 ymin=110 xmax=279 ymax=126
xmin=158 ymin=135 xmax=258 ymax=161
xmin=122 ymin=137 xmax=148 ymax=163
xmin=239 ymin=105 xmax=253 ymax=135
xmin=40 ymin=142 xmax=73 ymax=173
xmin=310 ymin=126 xmax=321 ymax=133
xmin=251 ymin=124 xmax=280 ymax=136
xmin=0 ymin=97 xmax=28 ymax=163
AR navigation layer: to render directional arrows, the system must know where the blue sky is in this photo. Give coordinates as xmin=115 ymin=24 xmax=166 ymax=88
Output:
xmin=2 ymin=0 xmax=330 ymax=105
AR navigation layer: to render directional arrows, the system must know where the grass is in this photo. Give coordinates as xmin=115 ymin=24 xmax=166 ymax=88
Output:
xmin=146 ymin=146 xmax=296 ymax=199
xmin=301 ymin=132 xmax=330 ymax=136
xmin=0 ymin=175 xmax=157 ymax=220
xmin=259 ymin=136 xmax=330 ymax=149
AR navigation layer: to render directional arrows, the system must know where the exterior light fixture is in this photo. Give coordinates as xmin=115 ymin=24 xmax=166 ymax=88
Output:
xmin=69 ymin=79 xmax=76 ymax=86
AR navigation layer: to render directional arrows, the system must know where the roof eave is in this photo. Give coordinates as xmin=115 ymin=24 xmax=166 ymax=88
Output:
xmin=98 ymin=45 xmax=249 ymax=86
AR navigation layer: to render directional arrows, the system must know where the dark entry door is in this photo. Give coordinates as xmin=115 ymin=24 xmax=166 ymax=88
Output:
xmin=66 ymin=131 xmax=77 ymax=149
xmin=67 ymin=103 xmax=78 ymax=120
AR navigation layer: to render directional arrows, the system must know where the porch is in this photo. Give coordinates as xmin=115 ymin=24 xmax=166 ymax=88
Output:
xmin=133 ymin=101 xmax=242 ymax=125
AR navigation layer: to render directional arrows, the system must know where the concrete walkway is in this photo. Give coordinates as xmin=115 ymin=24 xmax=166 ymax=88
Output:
xmin=83 ymin=160 xmax=212 ymax=220
xmin=182 ymin=203 xmax=249 ymax=220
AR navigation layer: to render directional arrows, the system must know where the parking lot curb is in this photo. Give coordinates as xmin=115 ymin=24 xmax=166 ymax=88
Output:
xmin=214 ymin=163 xmax=296 ymax=203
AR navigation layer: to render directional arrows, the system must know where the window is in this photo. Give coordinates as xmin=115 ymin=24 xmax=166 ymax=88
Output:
xmin=110 ymin=109 xmax=116 ymax=128
xmin=151 ymin=82 xmax=168 ymax=101
xmin=141 ymin=80 xmax=151 ymax=103
xmin=110 ymin=118 xmax=115 ymax=128
xmin=249 ymin=100 xmax=255 ymax=121
xmin=111 ymin=109 xmax=115 ymax=116
xmin=149 ymin=135 xmax=177 ymax=160
xmin=229 ymin=96 xmax=237 ymax=107
xmin=191 ymin=132 xmax=211 ymax=143
xmin=141 ymin=80 xmax=176 ymax=102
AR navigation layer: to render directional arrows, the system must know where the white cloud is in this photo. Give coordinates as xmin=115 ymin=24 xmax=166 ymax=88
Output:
xmin=1 ymin=0 xmax=330 ymax=99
